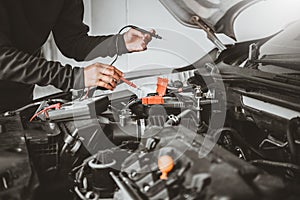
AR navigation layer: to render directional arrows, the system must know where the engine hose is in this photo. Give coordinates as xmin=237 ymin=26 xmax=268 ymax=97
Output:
xmin=75 ymin=186 xmax=99 ymax=200
xmin=287 ymin=117 xmax=300 ymax=164
xmin=88 ymin=159 xmax=116 ymax=169
xmin=250 ymin=159 xmax=300 ymax=172
xmin=74 ymin=186 xmax=88 ymax=200
xmin=125 ymin=99 xmax=141 ymax=110
xmin=213 ymin=127 xmax=265 ymax=159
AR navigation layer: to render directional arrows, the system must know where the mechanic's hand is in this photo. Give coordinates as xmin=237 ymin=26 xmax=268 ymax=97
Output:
xmin=84 ymin=63 xmax=123 ymax=90
xmin=124 ymin=28 xmax=155 ymax=52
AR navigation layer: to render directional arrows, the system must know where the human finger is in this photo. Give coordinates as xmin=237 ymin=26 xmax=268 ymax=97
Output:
xmin=98 ymin=73 xmax=117 ymax=88
xmin=96 ymin=64 xmax=123 ymax=81
xmin=129 ymin=28 xmax=145 ymax=38
xmin=96 ymin=80 xmax=114 ymax=90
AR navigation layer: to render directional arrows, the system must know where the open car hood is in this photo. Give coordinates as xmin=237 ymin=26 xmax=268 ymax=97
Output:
xmin=159 ymin=0 xmax=260 ymax=41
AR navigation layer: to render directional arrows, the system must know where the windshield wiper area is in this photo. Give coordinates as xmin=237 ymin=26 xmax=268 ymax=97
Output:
xmin=253 ymin=54 xmax=300 ymax=71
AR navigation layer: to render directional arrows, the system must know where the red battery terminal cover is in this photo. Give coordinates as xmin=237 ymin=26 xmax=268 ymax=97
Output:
xmin=142 ymin=77 xmax=168 ymax=105
xmin=156 ymin=77 xmax=169 ymax=96
xmin=142 ymin=96 xmax=164 ymax=105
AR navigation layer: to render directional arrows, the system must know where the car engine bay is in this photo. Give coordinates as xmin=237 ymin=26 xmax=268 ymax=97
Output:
xmin=1 ymin=0 xmax=300 ymax=199
xmin=1 ymin=45 xmax=300 ymax=199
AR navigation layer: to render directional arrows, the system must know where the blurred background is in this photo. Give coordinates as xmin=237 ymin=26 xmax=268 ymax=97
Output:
xmin=35 ymin=0 xmax=300 ymax=98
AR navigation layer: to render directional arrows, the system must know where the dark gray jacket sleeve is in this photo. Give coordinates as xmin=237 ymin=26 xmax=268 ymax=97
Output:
xmin=52 ymin=0 xmax=129 ymax=62
xmin=0 ymin=3 xmax=84 ymax=91
xmin=0 ymin=47 xmax=84 ymax=91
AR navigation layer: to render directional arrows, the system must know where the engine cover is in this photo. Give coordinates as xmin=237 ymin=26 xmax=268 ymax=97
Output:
xmin=114 ymin=126 xmax=289 ymax=200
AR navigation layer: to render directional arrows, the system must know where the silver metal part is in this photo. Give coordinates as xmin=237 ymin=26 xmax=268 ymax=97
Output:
xmin=119 ymin=109 xmax=132 ymax=127
xmin=194 ymin=86 xmax=203 ymax=120
xmin=259 ymin=135 xmax=300 ymax=150
xmin=85 ymin=191 xmax=99 ymax=200
xmin=190 ymin=15 xmax=226 ymax=52
xmin=235 ymin=146 xmax=247 ymax=160
xmin=167 ymin=114 xmax=180 ymax=125
xmin=248 ymin=43 xmax=259 ymax=62
xmin=61 ymin=128 xmax=82 ymax=156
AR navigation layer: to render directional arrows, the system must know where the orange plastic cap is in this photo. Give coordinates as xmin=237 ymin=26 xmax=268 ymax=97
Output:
xmin=158 ymin=155 xmax=174 ymax=180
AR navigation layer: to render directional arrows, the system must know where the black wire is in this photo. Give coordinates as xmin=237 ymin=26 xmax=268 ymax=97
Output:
xmin=92 ymin=25 xmax=146 ymax=96
xmin=110 ymin=25 xmax=137 ymax=66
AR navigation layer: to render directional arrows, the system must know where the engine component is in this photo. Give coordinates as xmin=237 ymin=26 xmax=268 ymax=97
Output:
xmin=1 ymin=62 xmax=300 ymax=200
xmin=142 ymin=96 xmax=164 ymax=105
xmin=60 ymin=128 xmax=82 ymax=156
xmin=47 ymin=96 xmax=109 ymax=122
xmin=88 ymin=150 xmax=117 ymax=196
xmin=0 ymin=114 xmax=35 ymax=200
xmin=113 ymin=126 xmax=294 ymax=200
xmin=287 ymin=117 xmax=300 ymax=164
xmin=142 ymin=77 xmax=168 ymax=105
xmin=158 ymin=155 xmax=174 ymax=180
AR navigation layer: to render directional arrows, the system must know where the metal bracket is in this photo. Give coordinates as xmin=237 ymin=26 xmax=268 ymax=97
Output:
xmin=190 ymin=16 xmax=226 ymax=52
xmin=248 ymin=43 xmax=259 ymax=62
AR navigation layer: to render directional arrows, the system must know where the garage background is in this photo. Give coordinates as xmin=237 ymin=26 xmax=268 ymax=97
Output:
xmin=35 ymin=0 xmax=300 ymax=98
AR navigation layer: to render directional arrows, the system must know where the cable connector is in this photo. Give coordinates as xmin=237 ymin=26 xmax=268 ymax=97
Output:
xmin=130 ymin=25 xmax=162 ymax=39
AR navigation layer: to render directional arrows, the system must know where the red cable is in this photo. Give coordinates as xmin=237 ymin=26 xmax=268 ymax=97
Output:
xmin=30 ymin=103 xmax=61 ymax=122
xmin=83 ymin=87 xmax=90 ymax=99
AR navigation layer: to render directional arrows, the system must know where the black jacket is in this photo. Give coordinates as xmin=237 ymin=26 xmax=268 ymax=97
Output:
xmin=0 ymin=0 xmax=128 ymax=112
